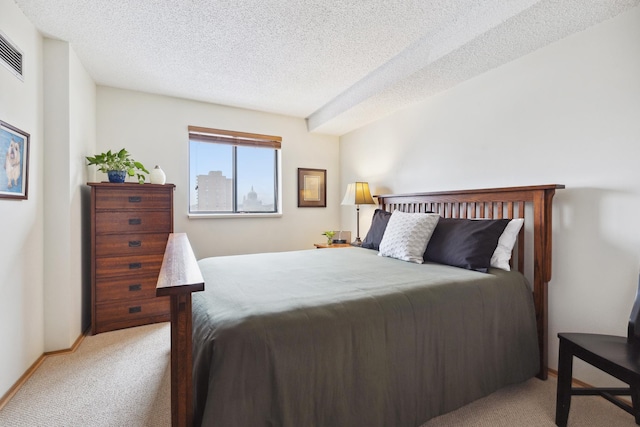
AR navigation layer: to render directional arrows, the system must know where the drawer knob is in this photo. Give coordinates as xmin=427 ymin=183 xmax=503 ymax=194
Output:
xmin=129 ymin=284 xmax=142 ymax=292
xmin=128 ymin=196 xmax=142 ymax=203
xmin=129 ymin=306 xmax=142 ymax=314
xmin=129 ymin=262 xmax=142 ymax=269
xmin=128 ymin=240 xmax=142 ymax=247
xmin=128 ymin=218 xmax=142 ymax=225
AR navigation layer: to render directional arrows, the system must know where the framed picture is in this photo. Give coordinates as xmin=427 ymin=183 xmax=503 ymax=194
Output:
xmin=297 ymin=168 xmax=326 ymax=207
xmin=0 ymin=120 xmax=30 ymax=200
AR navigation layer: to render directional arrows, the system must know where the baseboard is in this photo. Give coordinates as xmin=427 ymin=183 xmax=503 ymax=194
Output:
xmin=0 ymin=354 xmax=46 ymax=411
xmin=43 ymin=330 xmax=87 ymax=357
xmin=0 ymin=328 xmax=89 ymax=411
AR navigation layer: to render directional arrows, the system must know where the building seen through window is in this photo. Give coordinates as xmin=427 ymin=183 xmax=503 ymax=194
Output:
xmin=194 ymin=171 xmax=274 ymax=212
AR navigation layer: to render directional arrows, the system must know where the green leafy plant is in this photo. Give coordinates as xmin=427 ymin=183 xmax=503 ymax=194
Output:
xmin=86 ymin=148 xmax=149 ymax=184
xmin=322 ymin=231 xmax=336 ymax=245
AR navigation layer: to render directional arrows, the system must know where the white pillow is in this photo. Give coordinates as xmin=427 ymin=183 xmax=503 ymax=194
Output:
xmin=378 ymin=211 xmax=440 ymax=264
xmin=490 ymin=218 xmax=524 ymax=271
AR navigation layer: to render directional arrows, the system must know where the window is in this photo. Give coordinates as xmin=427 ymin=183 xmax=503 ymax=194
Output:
xmin=189 ymin=126 xmax=281 ymax=215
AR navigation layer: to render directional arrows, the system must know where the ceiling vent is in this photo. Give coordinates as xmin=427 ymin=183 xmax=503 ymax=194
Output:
xmin=0 ymin=30 xmax=24 ymax=81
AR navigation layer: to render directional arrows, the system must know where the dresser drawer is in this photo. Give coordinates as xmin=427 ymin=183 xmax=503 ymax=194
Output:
xmin=95 ymin=187 xmax=172 ymax=210
xmin=94 ymin=297 xmax=170 ymax=334
xmin=95 ymin=254 xmax=164 ymax=278
xmin=95 ymin=210 xmax=171 ymax=234
xmin=95 ymin=274 xmax=161 ymax=304
xmin=96 ymin=233 xmax=169 ymax=257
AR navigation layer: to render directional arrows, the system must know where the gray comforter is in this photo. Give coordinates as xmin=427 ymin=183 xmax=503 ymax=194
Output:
xmin=192 ymin=248 xmax=539 ymax=427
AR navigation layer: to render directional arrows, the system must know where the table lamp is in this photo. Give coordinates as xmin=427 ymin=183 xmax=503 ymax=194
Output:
xmin=341 ymin=182 xmax=375 ymax=246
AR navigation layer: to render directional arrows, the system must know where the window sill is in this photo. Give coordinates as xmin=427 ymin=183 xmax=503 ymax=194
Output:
xmin=188 ymin=212 xmax=282 ymax=219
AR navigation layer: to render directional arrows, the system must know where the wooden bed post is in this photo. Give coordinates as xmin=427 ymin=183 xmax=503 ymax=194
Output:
xmin=157 ymin=233 xmax=205 ymax=427
xmin=531 ymin=186 xmax=561 ymax=380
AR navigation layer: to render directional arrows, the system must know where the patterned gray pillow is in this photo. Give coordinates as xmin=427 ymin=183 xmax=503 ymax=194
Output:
xmin=378 ymin=211 xmax=440 ymax=263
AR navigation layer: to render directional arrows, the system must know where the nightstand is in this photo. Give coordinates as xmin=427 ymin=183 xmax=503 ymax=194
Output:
xmin=314 ymin=243 xmax=353 ymax=249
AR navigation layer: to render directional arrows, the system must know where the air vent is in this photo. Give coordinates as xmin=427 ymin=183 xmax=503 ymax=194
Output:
xmin=0 ymin=30 xmax=24 ymax=81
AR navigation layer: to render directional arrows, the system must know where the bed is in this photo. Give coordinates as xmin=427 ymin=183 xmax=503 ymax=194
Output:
xmin=157 ymin=184 xmax=564 ymax=427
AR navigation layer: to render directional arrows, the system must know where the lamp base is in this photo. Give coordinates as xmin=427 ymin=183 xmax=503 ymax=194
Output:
xmin=351 ymin=238 xmax=363 ymax=247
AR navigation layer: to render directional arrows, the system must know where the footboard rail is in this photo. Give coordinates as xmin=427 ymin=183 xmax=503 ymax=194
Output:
xmin=157 ymin=233 xmax=205 ymax=427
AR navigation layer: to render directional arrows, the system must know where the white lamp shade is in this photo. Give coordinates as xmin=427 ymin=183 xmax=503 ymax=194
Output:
xmin=341 ymin=182 xmax=375 ymax=206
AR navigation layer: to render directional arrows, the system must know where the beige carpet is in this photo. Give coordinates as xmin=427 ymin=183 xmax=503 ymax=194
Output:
xmin=0 ymin=323 xmax=171 ymax=427
xmin=0 ymin=322 xmax=636 ymax=426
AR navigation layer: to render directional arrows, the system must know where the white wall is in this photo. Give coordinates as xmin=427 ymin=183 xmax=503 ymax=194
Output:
xmin=0 ymin=0 xmax=95 ymax=398
xmin=0 ymin=0 xmax=44 ymax=398
xmin=43 ymin=39 xmax=96 ymax=351
xmin=96 ymin=87 xmax=340 ymax=259
xmin=68 ymin=45 xmax=96 ymax=335
xmin=341 ymin=6 xmax=640 ymax=386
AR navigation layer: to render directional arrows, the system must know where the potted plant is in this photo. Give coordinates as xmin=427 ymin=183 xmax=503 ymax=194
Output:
xmin=86 ymin=148 xmax=150 ymax=183
xmin=322 ymin=231 xmax=336 ymax=245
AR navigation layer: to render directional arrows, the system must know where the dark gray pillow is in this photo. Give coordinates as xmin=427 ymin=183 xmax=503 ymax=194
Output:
xmin=361 ymin=209 xmax=392 ymax=250
xmin=424 ymin=218 xmax=510 ymax=272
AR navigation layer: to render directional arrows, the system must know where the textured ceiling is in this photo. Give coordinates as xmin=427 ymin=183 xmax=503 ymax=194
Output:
xmin=13 ymin=0 xmax=640 ymax=135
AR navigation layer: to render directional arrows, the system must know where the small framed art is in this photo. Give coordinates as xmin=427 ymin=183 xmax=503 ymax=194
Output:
xmin=0 ymin=120 xmax=30 ymax=200
xmin=297 ymin=168 xmax=326 ymax=207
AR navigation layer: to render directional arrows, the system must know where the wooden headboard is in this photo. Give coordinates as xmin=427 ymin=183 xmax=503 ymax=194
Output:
xmin=376 ymin=184 xmax=565 ymax=379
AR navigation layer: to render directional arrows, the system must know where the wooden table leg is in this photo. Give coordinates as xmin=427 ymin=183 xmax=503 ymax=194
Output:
xmin=555 ymin=336 xmax=573 ymax=427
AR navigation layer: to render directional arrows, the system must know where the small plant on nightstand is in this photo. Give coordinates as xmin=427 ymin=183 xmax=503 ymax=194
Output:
xmin=322 ymin=231 xmax=336 ymax=245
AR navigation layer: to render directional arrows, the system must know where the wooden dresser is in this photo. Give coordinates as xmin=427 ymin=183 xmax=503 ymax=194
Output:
xmin=89 ymin=182 xmax=175 ymax=334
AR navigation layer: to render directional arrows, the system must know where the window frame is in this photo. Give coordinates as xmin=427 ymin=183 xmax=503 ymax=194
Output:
xmin=188 ymin=126 xmax=282 ymax=218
